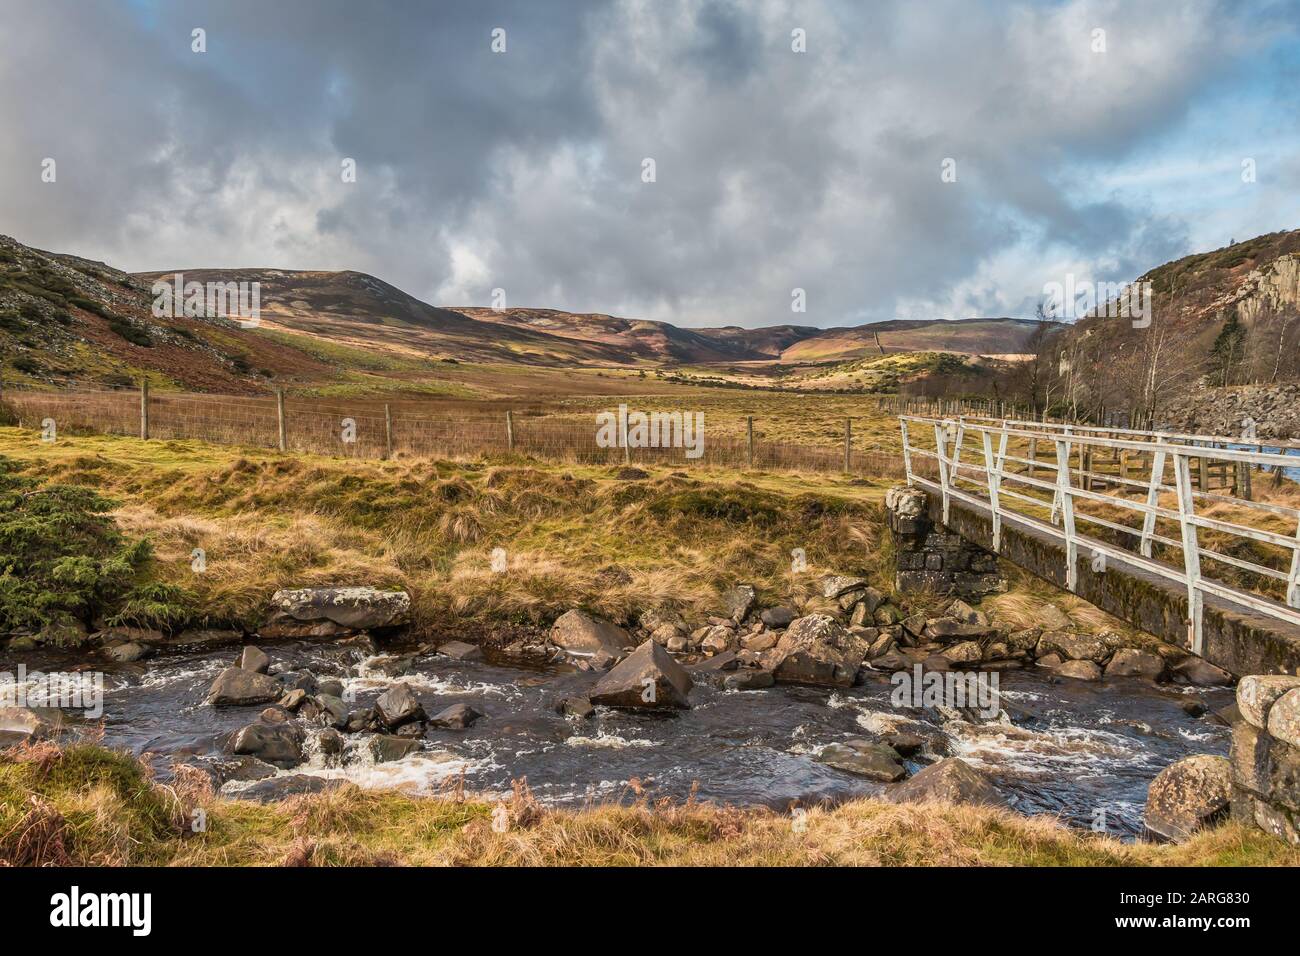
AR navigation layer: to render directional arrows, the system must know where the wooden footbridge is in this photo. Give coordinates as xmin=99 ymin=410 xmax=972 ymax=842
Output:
xmin=899 ymin=416 xmax=1300 ymax=677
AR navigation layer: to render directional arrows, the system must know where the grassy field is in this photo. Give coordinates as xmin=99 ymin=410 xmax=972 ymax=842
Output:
xmin=2 ymin=742 xmax=1294 ymax=867
xmin=0 ymin=422 xmax=1151 ymax=643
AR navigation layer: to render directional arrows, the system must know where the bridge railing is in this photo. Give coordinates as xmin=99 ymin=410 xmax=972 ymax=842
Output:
xmin=899 ymin=415 xmax=1300 ymax=655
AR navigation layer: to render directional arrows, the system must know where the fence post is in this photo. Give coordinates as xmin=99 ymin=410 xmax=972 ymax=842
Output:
xmin=1055 ymin=438 xmax=1078 ymax=592
xmin=505 ymin=410 xmax=514 ymax=453
xmin=934 ymin=422 xmax=951 ymax=524
xmin=1138 ymin=450 xmax=1166 ymax=558
xmin=843 ymin=418 xmax=852 ymax=472
xmin=899 ymin=418 xmax=912 ymax=484
xmin=746 ymin=416 xmax=754 ymax=468
xmin=384 ymin=404 xmax=393 ymax=460
xmin=982 ymin=430 xmax=1003 ymax=552
xmin=276 ymin=388 xmax=287 ymax=452
xmin=1172 ymin=453 xmax=1204 ymax=655
xmin=1287 ymin=514 xmax=1300 ymax=609
xmin=139 ymin=379 xmax=150 ymax=440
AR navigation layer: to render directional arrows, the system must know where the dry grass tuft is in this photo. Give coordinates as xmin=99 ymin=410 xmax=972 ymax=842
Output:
xmin=0 ymin=794 xmax=72 ymax=866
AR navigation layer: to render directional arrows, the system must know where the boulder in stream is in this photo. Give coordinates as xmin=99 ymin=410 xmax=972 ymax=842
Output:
xmin=375 ymin=683 xmax=426 ymax=729
xmin=549 ymin=609 xmax=634 ymax=657
xmin=589 ymin=640 xmax=693 ymax=709
xmin=770 ymin=614 xmax=867 ymax=687
xmin=1144 ymin=754 xmax=1231 ymax=842
xmin=206 ymin=668 xmax=282 ymax=708
xmin=1104 ymin=648 xmax=1166 ymax=680
xmin=0 ymin=706 xmax=66 ymax=746
xmin=886 ymin=757 xmax=1008 ymax=808
xmin=428 ymin=703 xmax=483 ymax=729
xmin=231 ymin=720 xmax=305 ymax=768
xmin=239 ymin=645 xmax=270 ymax=674
xmin=370 ymin=734 xmax=421 ymax=762
xmin=103 ymin=641 xmax=153 ymax=664
xmin=435 ymin=640 xmax=482 ymax=661
xmin=816 ymin=739 xmax=907 ymax=781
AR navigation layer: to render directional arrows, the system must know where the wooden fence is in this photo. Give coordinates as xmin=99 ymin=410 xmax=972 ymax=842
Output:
xmin=2 ymin=386 xmax=906 ymax=479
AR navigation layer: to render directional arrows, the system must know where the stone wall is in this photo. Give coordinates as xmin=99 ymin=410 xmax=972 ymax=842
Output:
xmin=1229 ymin=675 xmax=1300 ymax=845
xmin=885 ymin=486 xmax=1004 ymax=597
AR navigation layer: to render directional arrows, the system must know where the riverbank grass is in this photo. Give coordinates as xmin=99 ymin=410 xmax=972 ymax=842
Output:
xmin=1 ymin=743 xmax=1295 ymax=866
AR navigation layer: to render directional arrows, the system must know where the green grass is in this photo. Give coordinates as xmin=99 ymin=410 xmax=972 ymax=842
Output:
xmin=0 ymin=427 xmax=888 ymax=634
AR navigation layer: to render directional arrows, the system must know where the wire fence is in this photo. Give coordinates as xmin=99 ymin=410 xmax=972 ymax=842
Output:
xmin=1 ymin=385 xmax=906 ymax=479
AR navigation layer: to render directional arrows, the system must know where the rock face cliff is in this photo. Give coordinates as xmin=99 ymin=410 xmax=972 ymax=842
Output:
xmin=1226 ymin=254 xmax=1300 ymax=325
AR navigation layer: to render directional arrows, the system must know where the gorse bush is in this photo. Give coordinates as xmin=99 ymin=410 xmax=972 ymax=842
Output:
xmin=0 ymin=456 xmax=190 ymax=636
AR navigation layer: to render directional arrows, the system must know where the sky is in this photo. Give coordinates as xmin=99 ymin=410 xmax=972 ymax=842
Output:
xmin=2 ymin=0 xmax=1298 ymax=329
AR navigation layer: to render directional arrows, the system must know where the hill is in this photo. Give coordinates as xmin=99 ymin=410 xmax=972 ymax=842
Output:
xmin=0 ymin=231 xmax=1089 ymax=395
xmin=1047 ymin=229 xmax=1300 ymax=427
xmin=778 ymin=317 xmax=1052 ymax=363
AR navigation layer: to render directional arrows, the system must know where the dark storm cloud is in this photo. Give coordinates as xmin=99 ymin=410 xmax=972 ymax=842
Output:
xmin=0 ymin=0 xmax=1295 ymax=326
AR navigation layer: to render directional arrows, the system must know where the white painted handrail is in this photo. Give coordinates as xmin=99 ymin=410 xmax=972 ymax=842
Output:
xmin=899 ymin=415 xmax=1300 ymax=655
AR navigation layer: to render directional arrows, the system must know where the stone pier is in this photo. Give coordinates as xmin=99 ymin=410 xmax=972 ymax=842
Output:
xmin=885 ymin=486 xmax=1004 ymax=598
xmin=1230 ymin=676 xmax=1300 ymax=844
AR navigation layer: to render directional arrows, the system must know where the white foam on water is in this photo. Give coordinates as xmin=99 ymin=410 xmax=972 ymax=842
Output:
xmin=997 ymin=688 xmax=1048 ymax=702
xmin=223 ymin=740 xmax=487 ymax=798
xmin=854 ymin=710 xmax=918 ymax=735
xmin=344 ymin=656 xmax=521 ymax=700
xmin=944 ymin=719 xmax=1150 ymax=777
xmin=131 ymin=658 xmax=225 ymax=691
xmin=1176 ymin=726 xmax=1220 ymax=743
xmin=564 ymin=730 xmax=658 ymax=749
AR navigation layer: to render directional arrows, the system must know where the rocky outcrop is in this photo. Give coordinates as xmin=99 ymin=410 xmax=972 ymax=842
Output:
xmin=589 ymin=640 xmax=693 ymax=709
xmin=1144 ymin=754 xmax=1232 ymax=843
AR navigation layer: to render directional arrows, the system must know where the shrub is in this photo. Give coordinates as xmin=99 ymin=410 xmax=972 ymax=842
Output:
xmin=0 ymin=457 xmax=189 ymax=632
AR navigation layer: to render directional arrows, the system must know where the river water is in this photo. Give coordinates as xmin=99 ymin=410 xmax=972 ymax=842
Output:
xmin=4 ymin=639 xmax=1232 ymax=840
